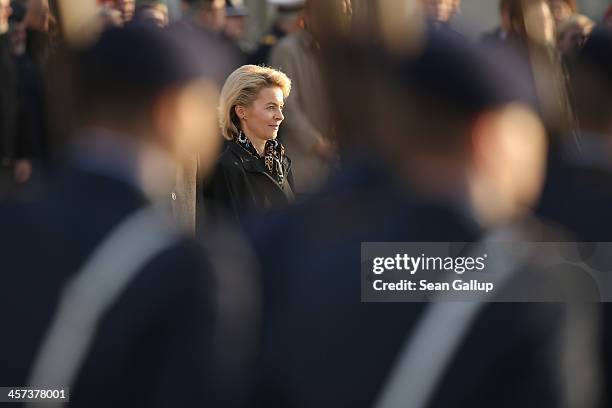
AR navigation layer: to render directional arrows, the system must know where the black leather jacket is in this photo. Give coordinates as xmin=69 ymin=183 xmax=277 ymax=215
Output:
xmin=202 ymin=140 xmax=295 ymax=224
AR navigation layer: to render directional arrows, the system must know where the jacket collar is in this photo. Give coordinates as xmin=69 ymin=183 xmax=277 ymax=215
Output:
xmin=227 ymin=141 xmax=292 ymax=188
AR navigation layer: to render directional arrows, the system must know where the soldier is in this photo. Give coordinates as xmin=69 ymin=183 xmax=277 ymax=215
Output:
xmin=267 ymin=0 xmax=339 ymax=195
xmin=0 ymin=24 xmax=251 ymax=407
xmin=248 ymin=14 xmax=599 ymax=407
xmin=538 ymin=28 xmax=612 ymax=403
xmin=248 ymin=0 xmax=305 ymax=66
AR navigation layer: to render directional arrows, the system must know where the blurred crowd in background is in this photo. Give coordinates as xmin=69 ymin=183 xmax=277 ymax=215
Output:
xmin=2 ymin=0 xmax=612 ymax=407
xmin=2 ymin=0 xmax=612 ymax=200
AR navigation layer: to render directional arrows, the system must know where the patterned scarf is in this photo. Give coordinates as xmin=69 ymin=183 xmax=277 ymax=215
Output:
xmin=235 ymin=133 xmax=286 ymax=185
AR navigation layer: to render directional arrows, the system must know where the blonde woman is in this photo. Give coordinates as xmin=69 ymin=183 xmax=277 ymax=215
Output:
xmin=202 ymin=65 xmax=294 ymax=223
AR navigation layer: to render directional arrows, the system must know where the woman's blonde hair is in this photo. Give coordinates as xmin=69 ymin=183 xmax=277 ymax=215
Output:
xmin=219 ymin=65 xmax=291 ymax=140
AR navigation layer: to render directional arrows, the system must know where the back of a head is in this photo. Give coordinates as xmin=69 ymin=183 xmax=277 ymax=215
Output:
xmin=329 ymin=26 xmax=538 ymax=154
xmin=65 ymin=23 xmax=236 ymax=174
xmin=75 ymin=25 xmax=181 ymax=125
xmin=401 ymin=34 xmax=531 ymax=145
xmin=73 ymin=23 xmax=229 ymax=127
xmin=324 ymin=23 xmax=546 ymax=224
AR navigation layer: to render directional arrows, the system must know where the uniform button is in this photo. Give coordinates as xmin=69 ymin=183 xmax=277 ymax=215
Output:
xmin=171 ymin=192 xmax=177 ymax=201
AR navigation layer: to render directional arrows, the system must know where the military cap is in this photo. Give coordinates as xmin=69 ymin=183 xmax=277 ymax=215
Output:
xmin=73 ymin=23 xmax=235 ymax=107
xmin=373 ymin=27 xmax=539 ymax=114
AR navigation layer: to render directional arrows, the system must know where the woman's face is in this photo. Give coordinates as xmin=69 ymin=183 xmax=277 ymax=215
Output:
xmin=238 ymin=86 xmax=285 ymax=144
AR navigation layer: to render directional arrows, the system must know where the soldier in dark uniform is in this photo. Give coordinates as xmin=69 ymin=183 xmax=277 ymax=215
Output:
xmin=247 ymin=20 xmax=599 ymax=408
xmin=0 ymin=24 xmax=254 ymax=407
xmin=538 ymin=28 xmax=612 ymax=404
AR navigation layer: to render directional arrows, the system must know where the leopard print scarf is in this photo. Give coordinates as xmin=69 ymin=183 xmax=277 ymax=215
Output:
xmin=235 ymin=133 xmax=286 ymax=185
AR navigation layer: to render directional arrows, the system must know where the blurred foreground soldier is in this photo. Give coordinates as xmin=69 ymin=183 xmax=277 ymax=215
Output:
xmin=538 ymin=29 xmax=612 ymax=403
xmin=249 ymin=25 xmax=599 ymax=408
xmin=202 ymin=64 xmax=294 ymax=225
xmin=0 ymin=25 xmax=245 ymax=407
xmin=248 ymin=0 xmax=305 ymax=66
xmin=268 ymin=0 xmax=337 ymax=195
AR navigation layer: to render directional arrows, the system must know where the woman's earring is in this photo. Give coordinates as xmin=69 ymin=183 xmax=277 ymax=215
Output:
xmin=238 ymin=130 xmax=248 ymax=144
